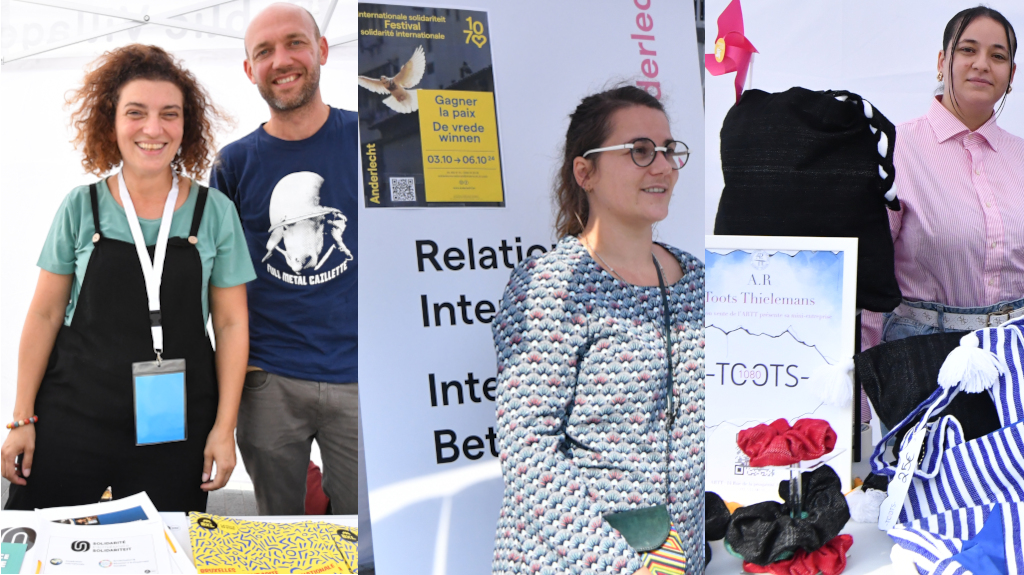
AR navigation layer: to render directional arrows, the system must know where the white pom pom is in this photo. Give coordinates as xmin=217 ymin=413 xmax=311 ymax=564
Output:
xmin=835 ymin=94 xmax=849 ymax=102
xmin=862 ymin=100 xmax=874 ymax=119
xmin=878 ymin=165 xmax=888 ymax=179
xmin=877 ymin=131 xmax=889 ymax=157
xmin=847 ymin=488 xmax=887 ymax=523
xmin=884 ymin=184 xmax=898 ymax=202
xmin=809 ymin=358 xmax=854 ymax=407
xmin=937 ymin=332 xmax=1004 ymax=392
xmin=869 ymin=124 xmax=878 ymax=134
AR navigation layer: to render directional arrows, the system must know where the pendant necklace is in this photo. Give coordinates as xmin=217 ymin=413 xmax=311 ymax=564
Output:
xmin=579 ymin=235 xmax=660 ymax=285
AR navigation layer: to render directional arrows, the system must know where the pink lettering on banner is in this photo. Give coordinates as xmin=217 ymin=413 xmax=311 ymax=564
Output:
xmin=641 ymin=58 xmax=659 ymax=78
xmin=632 ymin=1 xmax=660 ymax=99
xmin=636 ymin=13 xmax=653 ymax=32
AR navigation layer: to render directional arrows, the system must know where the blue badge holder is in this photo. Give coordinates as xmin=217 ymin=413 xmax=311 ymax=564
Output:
xmin=132 ymin=358 xmax=187 ymax=445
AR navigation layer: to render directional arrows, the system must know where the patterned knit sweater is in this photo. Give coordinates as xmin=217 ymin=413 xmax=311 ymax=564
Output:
xmin=491 ymin=236 xmax=705 ymax=574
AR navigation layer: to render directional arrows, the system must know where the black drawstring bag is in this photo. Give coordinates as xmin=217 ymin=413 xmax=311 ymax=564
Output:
xmin=856 ymin=331 xmax=1001 ymax=452
xmin=724 ymin=465 xmax=850 ymax=566
xmin=714 ymin=87 xmax=902 ymax=313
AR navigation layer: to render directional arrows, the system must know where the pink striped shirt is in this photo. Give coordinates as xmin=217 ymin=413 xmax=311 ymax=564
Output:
xmin=863 ymin=97 xmax=1024 ymax=348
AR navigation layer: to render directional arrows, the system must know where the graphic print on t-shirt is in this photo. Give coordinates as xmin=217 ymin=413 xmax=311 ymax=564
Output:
xmin=262 ymin=171 xmax=353 ymax=286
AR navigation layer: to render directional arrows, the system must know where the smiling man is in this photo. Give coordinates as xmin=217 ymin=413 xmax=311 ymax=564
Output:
xmin=209 ymin=2 xmax=358 ymax=516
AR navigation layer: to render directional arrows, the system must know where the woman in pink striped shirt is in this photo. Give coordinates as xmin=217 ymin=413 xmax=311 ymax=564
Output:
xmin=865 ymin=6 xmax=1021 ymax=347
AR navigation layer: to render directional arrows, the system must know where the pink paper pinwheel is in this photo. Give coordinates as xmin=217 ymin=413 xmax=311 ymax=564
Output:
xmin=705 ymin=0 xmax=758 ymax=102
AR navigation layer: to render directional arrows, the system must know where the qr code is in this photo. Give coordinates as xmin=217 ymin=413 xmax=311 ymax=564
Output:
xmin=390 ymin=177 xmax=416 ymax=202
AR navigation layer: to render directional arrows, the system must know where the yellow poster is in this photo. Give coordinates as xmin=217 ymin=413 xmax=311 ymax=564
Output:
xmin=417 ymin=89 xmax=503 ymax=203
xmin=358 ymin=4 xmax=505 ymax=207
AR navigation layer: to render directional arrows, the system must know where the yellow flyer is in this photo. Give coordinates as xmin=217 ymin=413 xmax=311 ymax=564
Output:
xmin=331 ymin=527 xmax=359 ymax=572
xmin=188 ymin=513 xmax=356 ymax=574
xmin=358 ymin=3 xmax=505 ymax=207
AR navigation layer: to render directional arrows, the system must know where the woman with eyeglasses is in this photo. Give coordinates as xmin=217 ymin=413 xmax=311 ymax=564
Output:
xmin=863 ymin=6 xmax=1022 ymax=348
xmin=491 ymin=85 xmax=704 ymax=574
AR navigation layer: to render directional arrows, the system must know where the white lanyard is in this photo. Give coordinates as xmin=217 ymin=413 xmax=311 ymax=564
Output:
xmin=117 ymin=170 xmax=179 ymax=359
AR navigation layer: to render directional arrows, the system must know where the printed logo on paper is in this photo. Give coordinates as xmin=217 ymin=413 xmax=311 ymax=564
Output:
xmin=751 ymin=251 xmax=770 ymax=270
xmin=1 ymin=527 xmax=37 ymax=551
xmin=70 ymin=541 xmax=90 ymax=552
xmin=263 ymin=171 xmax=354 ymax=287
xmin=463 ymin=16 xmax=487 ymax=47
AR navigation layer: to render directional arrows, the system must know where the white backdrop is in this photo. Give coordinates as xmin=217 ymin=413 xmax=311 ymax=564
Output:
xmin=0 ymin=0 xmax=358 ymax=489
xmin=357 ymin=2 xmax=705 ymax=574
xmin=704 ymin=0 xmax=1024 ymax=232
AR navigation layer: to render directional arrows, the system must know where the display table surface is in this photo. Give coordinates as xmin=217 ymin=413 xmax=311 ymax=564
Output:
xmin=0 ymin=510 xmax=357 ymax=573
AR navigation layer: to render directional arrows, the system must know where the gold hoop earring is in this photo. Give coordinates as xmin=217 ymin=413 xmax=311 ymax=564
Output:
xmin=1008 ymin=85 xmax=1014 ymax=94
xmin=937 ymin=71 xmax=943 ymax=82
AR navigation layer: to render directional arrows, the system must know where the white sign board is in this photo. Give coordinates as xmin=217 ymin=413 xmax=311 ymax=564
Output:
xmin=705 ymin=235 xmax=857 ymax=504
xmin=358 ymin=2 xmax=705 ymax=573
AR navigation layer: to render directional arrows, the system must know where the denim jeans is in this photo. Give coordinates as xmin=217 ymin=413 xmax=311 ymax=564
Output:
xmin=880 ymin=297 xmax=1024 ymax=343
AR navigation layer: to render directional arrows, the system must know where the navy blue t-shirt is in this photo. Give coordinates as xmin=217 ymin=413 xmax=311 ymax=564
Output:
xmin=211 ymin=108 xmax=357 ymax=383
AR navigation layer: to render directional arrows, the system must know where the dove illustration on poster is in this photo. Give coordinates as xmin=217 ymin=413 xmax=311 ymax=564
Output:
xmin=358 ymin=4 xmax=505 ymax=207
xmin=358 ymin=45 xmax=426 ymax=113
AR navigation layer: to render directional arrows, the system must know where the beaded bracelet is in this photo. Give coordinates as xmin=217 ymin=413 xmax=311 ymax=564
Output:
xmin=6 ymin=416 xmax=38 ymax=430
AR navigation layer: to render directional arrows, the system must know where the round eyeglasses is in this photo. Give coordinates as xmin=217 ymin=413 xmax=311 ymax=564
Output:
xmin=582 ymin=138 xmax=690 ymax=170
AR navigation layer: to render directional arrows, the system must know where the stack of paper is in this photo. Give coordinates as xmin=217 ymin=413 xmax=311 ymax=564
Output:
xmin=188 ymin=513 xmax=357 ymax=574
xmin=1 ymin=509 xmax=37 ymax=575
xmin=1 ymin=514 xmax=34 ymax=575
xmin=1 ymin=492 xmax=195 ymax=574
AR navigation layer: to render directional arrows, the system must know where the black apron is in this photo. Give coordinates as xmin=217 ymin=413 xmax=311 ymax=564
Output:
xmin=6 ymin=183 xmax=219 ymax=512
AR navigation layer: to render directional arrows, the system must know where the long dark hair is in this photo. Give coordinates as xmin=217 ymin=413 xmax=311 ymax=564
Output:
xmin=554 ymin=85 xmax=666 ymax=238
xmin=942 ymin=6 xmax=1017 ymax=119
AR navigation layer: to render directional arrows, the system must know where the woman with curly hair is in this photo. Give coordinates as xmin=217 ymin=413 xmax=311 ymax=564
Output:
xmin=491 ymin=85 xmax=704 ymax=574
xmin=1 ymin=44 xmax=256 ymax=512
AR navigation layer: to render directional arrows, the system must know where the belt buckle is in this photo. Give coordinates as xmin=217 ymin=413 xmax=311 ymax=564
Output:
xmin=986 ymin=306 xmax=1014 ymax=327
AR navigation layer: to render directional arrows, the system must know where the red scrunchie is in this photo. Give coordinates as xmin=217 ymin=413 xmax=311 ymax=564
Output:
xmin=743 ymin=534 xmax=854 ymax=575
xmin=737 ymin=418 xmax=837 ymax=467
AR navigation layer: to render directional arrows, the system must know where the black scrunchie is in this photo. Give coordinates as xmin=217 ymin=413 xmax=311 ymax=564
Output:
xmin=724 ymin=465 xmax=851 ymax=566
xmin=707 ymin=491 xmax=731 ymax=541
xmin=706 ymin=491 xmax=732 ymax=569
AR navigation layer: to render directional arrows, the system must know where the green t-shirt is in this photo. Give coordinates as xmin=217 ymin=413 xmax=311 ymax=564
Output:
xmin=38 ymin=179 xmax=257 ymax=325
